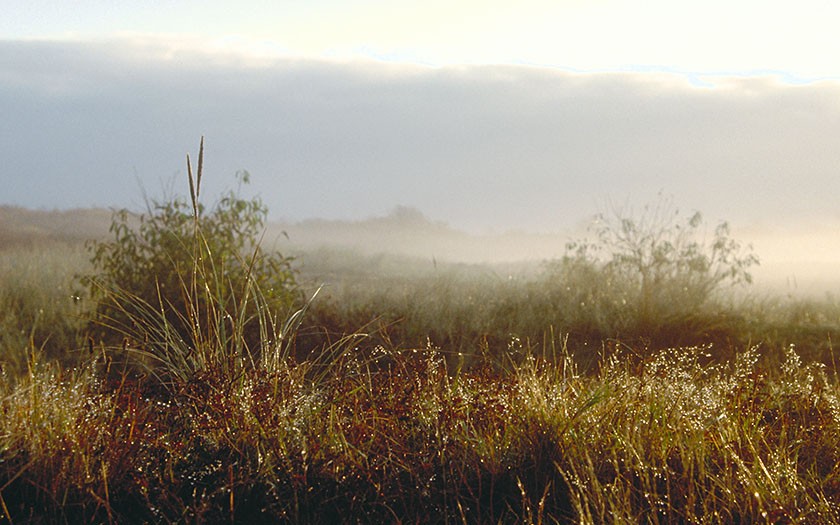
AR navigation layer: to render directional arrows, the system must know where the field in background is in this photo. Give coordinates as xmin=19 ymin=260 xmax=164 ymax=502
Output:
xmin=4 ymin=204 xmax=839 ymax=295
xmin=3 ymin=204 xmax=840 ymax=522
xmin=6 ymin=205 xmax=840 ymax=369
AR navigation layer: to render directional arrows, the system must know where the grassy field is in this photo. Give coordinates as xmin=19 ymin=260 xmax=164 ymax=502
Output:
xmin=2 ymin=199 xmax=840 ymax=523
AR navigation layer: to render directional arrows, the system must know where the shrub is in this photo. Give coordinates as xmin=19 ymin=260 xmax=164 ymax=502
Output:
xmin=83 ymin=138 xmax=298 ymax=380
xmin=545 ymin=197 xmax=759 ymax=339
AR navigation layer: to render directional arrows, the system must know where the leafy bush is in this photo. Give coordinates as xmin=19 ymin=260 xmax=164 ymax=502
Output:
xmin=545 ymin=197 xmax=759 ymax=339
xmin=84 ymin=139 xmax=298 ymax=378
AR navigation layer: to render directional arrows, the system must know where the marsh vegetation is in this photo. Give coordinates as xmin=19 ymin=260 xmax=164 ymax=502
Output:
xmin=1 ymin=146 xmax=840 ymax=523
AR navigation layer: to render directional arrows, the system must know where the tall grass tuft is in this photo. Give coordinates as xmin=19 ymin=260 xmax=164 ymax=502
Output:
xmin=82 ymin=137 xmax=301 ymax=386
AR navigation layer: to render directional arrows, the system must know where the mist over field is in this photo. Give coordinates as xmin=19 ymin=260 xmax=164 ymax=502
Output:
xmin=3 ymin=201 xmax=834 ymax=300
xmin=3 ymin=37 xmax=840 ymax=296
xmin=267 ymin=209 xmax=840 ymax=299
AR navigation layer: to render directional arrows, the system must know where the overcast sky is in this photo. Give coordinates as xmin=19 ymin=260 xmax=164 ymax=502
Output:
xmin=4 ymin=1 xmax=840 ymax=235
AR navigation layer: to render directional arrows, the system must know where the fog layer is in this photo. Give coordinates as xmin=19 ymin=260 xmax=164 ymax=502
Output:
xmin=4 ymin=38 xmax=840 ymax=235
xmin=3 ymin=38 xmax=840 ymax=294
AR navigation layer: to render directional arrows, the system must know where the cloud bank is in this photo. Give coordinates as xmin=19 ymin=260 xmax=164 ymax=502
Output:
xmin=3 ymin=37 xmax=840 ymax=233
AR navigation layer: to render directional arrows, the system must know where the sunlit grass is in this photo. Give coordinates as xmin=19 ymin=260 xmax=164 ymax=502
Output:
xmin=3 ymin=219 xmax=840 ymax=521
xmin=2 ymin=342 xmax=840 ymax=523
xmin=1 ymin=334 xmax=840 ymax=522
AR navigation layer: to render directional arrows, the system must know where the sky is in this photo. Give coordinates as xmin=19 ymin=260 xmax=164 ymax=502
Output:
xmin=4 ymin=0 xmax=840 ymax=247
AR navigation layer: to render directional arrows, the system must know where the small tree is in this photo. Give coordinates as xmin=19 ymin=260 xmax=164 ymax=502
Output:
xmin=84 ymin=138 xmax=298 ymax=379
xmin=548 ymin=197 xmax=759 ymax=337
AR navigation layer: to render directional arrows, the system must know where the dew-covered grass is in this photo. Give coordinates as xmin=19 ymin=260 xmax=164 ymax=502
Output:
xmin=2 ymin=234 xmax=840 ymax=521
xmin=1 ymin=337 xmax=840 ymax=523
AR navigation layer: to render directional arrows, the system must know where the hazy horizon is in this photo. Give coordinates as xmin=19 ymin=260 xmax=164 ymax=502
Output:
xmin=4 ymin=1 xmax=840 ymax=293
xmin=1 ymin=201 xmax=836 ymax=299
xmin=5 ymin=41 xmax=840 ymax=232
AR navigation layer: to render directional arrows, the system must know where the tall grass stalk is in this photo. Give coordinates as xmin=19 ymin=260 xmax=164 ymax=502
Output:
xmin=84 ymin=137 xmax=301 ymax=388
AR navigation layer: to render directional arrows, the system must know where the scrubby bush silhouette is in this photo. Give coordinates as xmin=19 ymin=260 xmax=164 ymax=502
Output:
xmin=545 ymin=197 xmax=759 ymax=341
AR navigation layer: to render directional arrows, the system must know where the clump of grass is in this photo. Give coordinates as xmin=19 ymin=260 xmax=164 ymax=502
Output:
xmin=80 ymin=138 xmax=302 ymax=388
xmin=555 ymin=343 xmax=840 ymax=523
xmin=83 ymin=138 xmax=299 ymax=383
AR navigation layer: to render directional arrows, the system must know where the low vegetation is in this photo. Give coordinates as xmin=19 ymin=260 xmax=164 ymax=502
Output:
xmin=4 ymin=337 xmax=840 ymax=523
xmin=82 ymin=146 xmax=298 ymax=380
xmin=1 ymin=141 xmax=840 ymax=522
